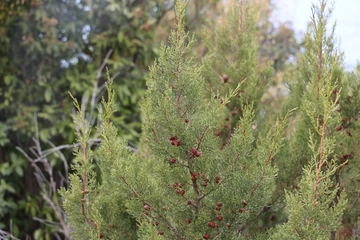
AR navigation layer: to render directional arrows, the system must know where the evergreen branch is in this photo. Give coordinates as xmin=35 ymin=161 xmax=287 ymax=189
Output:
xmin=188 ymin=126 xmax=210 ymax=213
xmin=102 ymin=69 xmax=116 ymax=126
xmin=120 ymin=176 xmax=139 ymax=198
xmin=147 ymin=206 xmax=181 ymax=239
xmin=250 ymin=150 xmax=274 ymax=197
xmin=69 ymin=91 xmax=91 ymax=220
xmin=224 ymin=125 xmax=233 ymax=146
xmin=231 ymin=153 xmax=241 ymax=172
xmin=151 ymin=129 xmax=160 ymax=143
xmin=122 ymin=181 xmax=182 ymax=238
xmin=238 ymin=0 xmax=245 ymax=32
xmin=314 ymin=53 xmax=340 ymax=199
xmin=196 ymin=125 xmax=209 ymax=150
xmin=317 ymin=33 xmax=323 ymax=99
xmin=180 ymin=103 xmax=192 ymax=119
xmin=173 ymin=1 xmax=187 ymax=115
xmin=174 ymin=0 xmax=189 ymax=43
xmin=215 ymin=80 xmax=245 ymax=114
xmin=212 ymin=61 xmax=226 ymax=84
xmin=295 ymin=227 xmax=301 ymax=237
xmin=175 ymin=86 xmax=183 ymax=115
xmin=314 ymin=118 xmax=327 ymax=198
xmin=177 ymin=161 xmax=189 ymax=168
xmin=157 ymin=90 xmax=178 ymax=110
xmin=198 ymin=187 xmax=217 ymax=206
xmin=188 ymin=182 xmax=218 ymax=216
xmin=123 ymin=174 xmax=181 ymax=238
xmin=250 ymin=108 xmax=296 ymax=197
xmin=163 ymin=110 xmax=169 ymax=121
xmin=80 ymin=150 xmax=88 ymax=218
xmin=190 ymin=172 xmax=200 ymax=197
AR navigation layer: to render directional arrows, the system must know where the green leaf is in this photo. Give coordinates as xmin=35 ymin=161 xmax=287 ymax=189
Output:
xmin=0 ymin=163 xmax=11 ymax=175
xmin=4 ymin=75 xmax=13 ymax=85
xmin=44 ymin=88 xmax=51 ymax=103
xmin=6 ymin=185 xmax=15 ymax=194
xmin=15 ymin=166 xmax=23 ymax=177
xmin=105 ymin=2 xmax=121 ymax=12
xmin=34 ymin=229 xmax=42 ymax=240
xmin=117 ymin=31 xmax=124 ymax=43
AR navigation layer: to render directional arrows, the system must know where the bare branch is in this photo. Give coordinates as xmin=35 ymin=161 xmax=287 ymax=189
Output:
xmin=0 ymin=229 xmax=21 ymax=240
xmin=90 ymin=49 xmax=114 ymax=121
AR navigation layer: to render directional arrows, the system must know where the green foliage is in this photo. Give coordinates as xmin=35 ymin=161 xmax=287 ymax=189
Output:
xmin=0 ymin=0 xmax=169 ymax=237
xmin=0 ymin=0 xmax=28 ymax=24
xmin=61 ymin=0 xmax=356 ymax=238
xmin=61 ymin=1 xmax=306 ymax=239
xmin=333 ymin=61 xmax=360 ymax=236
xmin=2 ymin=0 xmax=356 ymax=239
xmin=0 ymin=0 xmax=301 ymax=237
xmin=60 ymin=79 xmax=138 ymax=239
xmin=268 ymin=0 xmax=353 ymax=238
xmin=201 ymin=0 xmax=274 ymax=143
xmin=137 ymin=217 xmax=165 ymax=240
xmin=270 ymin=167 xmax=347 ymax=240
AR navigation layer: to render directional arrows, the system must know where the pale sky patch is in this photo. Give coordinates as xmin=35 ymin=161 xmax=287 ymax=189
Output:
xmin=273 ymin=0 xmax=360 ymax=70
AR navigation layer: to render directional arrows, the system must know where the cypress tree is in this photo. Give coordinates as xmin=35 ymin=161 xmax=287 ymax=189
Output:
xmin=60 ymin=0 xmax=357 ymax=239
xmin=270 ymin=0 xmax=348 ymax=238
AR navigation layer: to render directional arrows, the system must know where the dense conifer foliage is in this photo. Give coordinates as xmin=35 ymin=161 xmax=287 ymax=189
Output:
xmin=60 ymin=0 xmax=360 ymax=239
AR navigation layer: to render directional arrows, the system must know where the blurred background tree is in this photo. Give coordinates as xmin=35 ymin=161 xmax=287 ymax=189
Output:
xmin=0 ymin=0 xmax=300 ymax=238
xmin=0 ymin=0 xmax=28 ymax=23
